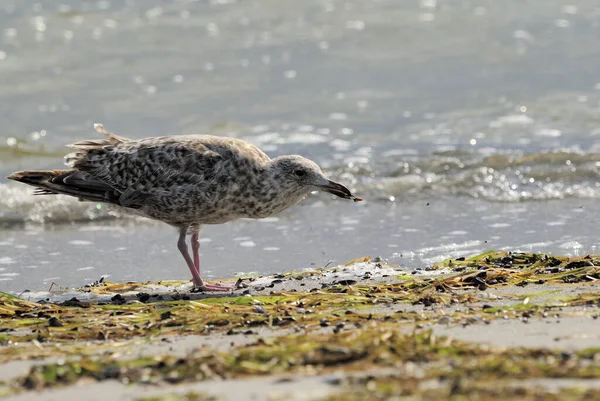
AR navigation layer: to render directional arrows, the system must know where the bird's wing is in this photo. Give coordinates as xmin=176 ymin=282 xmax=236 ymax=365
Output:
xmin=67 ymin=130 xmax=224 ymax=208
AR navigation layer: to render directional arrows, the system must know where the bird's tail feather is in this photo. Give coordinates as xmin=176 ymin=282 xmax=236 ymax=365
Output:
xmin=7 ymin=169 xmax=120 ymax=204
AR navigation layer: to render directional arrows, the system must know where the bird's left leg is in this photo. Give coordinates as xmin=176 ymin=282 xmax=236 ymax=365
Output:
xmin=190 ymin=230 xmax=234 ymax=291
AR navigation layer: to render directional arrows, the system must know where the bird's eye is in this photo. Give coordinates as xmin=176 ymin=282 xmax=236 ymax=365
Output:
xmin=294 ymin=169 xmax=306 ymax=177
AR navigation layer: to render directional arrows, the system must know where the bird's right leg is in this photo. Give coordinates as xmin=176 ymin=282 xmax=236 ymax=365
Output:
xmin=191 ymin=231 xmax=200 ymax=273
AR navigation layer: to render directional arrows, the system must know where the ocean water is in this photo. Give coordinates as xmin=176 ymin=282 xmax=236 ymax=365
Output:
xmin=1 ymin=0 xmax=600 ymax=291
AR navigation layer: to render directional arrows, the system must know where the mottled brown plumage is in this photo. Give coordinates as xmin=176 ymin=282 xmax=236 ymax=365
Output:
xmin=8 ymin=124 xmax=361 ymax=291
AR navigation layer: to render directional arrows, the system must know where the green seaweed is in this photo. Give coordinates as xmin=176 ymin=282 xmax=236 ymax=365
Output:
xmin=321 ymin=375 xmax=600 ymax=401
xmin=11 ymin=329 xmax=600 ymax=393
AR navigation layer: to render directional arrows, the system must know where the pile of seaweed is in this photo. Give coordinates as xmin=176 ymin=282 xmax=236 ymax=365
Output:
xmin=0 ymin=251 xmax=599 ymax=399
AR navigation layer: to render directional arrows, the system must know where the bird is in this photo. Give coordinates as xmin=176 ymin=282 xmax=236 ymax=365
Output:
xmin=8 ymin=124 xmax=362 ymax=291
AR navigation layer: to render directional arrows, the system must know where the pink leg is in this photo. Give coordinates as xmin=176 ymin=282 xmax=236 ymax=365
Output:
xmin=191 ymin=232 xmax=200 ymax=273
xmin=178 ymin=229 xmax=233 ymax=292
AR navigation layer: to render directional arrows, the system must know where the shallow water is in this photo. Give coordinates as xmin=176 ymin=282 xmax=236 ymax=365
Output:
xmin=1 ymin=0 xmax=600 ymax=291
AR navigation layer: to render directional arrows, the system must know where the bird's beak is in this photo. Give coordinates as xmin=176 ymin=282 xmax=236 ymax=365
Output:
xmin=318 ymin=179 xmax=362 ymax=202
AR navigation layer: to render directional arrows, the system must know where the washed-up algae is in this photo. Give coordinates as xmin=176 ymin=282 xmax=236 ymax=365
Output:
xmin=10 ymin=328 xmax=600 ymax=392
xmin=140 ymin=386 xmax=600 ymax=401
xmin=432 ymin=251 xmax=600 ymax=287
xmin=2 ymin=251 xmax=599 ymax=346
xmin=135 ymin=393 xmax=217 ymax=401
xmin=1 ymin=251 xmax=600 ymax=398
xmin=321 ymin=375 xmax=600 ymax=401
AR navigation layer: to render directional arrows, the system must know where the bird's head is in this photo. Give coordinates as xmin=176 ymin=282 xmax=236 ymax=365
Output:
xmin=269 ymin=155 xmax=362 ymax=202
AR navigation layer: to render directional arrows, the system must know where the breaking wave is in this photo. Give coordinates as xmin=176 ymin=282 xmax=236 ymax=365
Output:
xmin=0 ymin=184 xmax=128 ymax=227
xmin=364 ymin=150 xmax=600 ymax=202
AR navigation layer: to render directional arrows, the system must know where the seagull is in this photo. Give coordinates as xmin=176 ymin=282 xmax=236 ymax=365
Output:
xmin=8 ymin=124 xmax=362 ymax=291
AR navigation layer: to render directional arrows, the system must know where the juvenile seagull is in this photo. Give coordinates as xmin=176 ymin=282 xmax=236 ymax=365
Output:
xmin=8 ymin=124 xmax=361 ymax=291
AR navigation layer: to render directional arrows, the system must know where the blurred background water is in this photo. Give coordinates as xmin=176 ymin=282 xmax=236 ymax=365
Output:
xmin=1 ymin=0 xmax=600 ymax=291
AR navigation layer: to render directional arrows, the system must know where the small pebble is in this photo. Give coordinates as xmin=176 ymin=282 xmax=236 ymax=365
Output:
xmin=136 ymin=292 xmax=150 ymax=302
xmin=333 ymin=322 xmax=345 ymax=333
xmin=111 ymin=294 xmax=126 ymax=305
xmin=48 ymin=317 xmax=63 ymax=327
xmin=236 ymin=281 xmax=249 ymax=289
